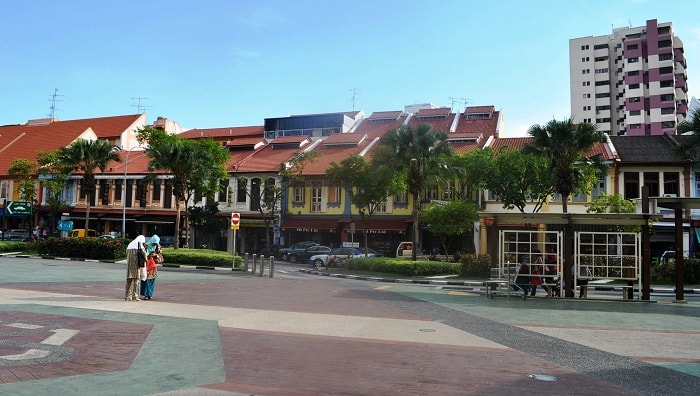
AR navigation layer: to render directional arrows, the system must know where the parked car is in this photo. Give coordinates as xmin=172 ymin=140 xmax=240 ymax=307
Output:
xmin=97 ymin=234 xmax=116 ymax=239
xmin=69 ymin=229 xmax=97 ymax=238
xmin=287 ymin=245 xmax=331 ymax=264
xmin=6 ymin=229 xmax=31 ymax=241
xmin=278 ymin=241 xmax=321 ymax=260
xmin=158 ymin=236 xmax=175 ymax=247
xmin=309 ymin=247 xmax=379 ymax=268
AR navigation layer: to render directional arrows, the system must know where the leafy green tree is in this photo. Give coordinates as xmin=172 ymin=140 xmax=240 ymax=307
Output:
xmin=58 ymin=139 xmax=120 ymax=233
xmin=238 ymin=150 xmax=319 ymax=254
xmin=462 ymin=147 xmax=554 ymax=213
xmin=675 ymin=110 xmax=700 ymax=160
xmin=525 ymin=118 xmax=607 ymax=213
xmin=137 ymin=126 xmax=229 ymax=249
xmin=36 ymin=150 xmax=73 ymax=235
xmin=373 ymin=123 xmax=453 ymax=260
xmin=326 ymin=154 xmax=403 ymax=255
xmin=418 ymin=200 xmax=478 ymax=259
xmin=587 ymin=193 xmax=639 ymax=232
xmin=8 ymin=158 xmax=38 ymax=231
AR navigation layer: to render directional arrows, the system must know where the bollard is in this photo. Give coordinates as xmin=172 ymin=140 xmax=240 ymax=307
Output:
xmin=252 ymin=254 xmax=257 ymax=274
xmin=244 ymin=253 xmax=249 ymax=273
xmin=259 ymin=255 xmax=265 ymax=277
xmin=269 ymin=256 xmax=275 ymax=278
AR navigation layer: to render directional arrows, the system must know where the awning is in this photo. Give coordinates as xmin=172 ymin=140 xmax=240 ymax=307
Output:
xmin=281 ymin=218 xmax=339 ymax=231
xmin=134 ymin=215 xmax=175 ymax=224
xmin=343 ymin=219 xmax=410 ymax=233
xmin=282 ymin=217 xmax=410 ymax=233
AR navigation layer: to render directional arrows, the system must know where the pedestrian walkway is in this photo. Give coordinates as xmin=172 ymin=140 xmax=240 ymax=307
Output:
xmin=1 ymin=257 xmax=699 ymax=395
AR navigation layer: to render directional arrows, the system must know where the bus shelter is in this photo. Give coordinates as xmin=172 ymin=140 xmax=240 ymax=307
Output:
xmin=479 ymin=212 xmax=663 ymax=300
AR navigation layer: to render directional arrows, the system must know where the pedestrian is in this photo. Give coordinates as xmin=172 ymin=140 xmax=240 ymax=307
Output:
xmin=513 ymin=261 xmax=532 ymax=296
xmin=530 ymin=261 xmax=543 ymax=296
xmin=125 ymin=235 xmax=147 ymax=301
xmin=141 ymin=235 xmax=161 ymax=300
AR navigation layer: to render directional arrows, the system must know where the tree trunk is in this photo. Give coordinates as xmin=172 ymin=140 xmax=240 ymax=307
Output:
xmin=174 ymin=200 xmax=181 ymax=249
xmin=412 ymin=191 xmax=419 ymax=261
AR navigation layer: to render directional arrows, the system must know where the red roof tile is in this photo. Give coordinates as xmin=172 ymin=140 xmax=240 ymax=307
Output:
xmin=0 ymin=114 xmax=144 ymax=176
xmin=179 ymin=125 xmax=263 ymax=139
xmin=353 ymin=112 xmax=408 ymax=139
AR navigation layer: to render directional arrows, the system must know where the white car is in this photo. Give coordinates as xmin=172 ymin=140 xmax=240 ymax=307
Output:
xmin=309 ymin=247 xmax=378 ymax=268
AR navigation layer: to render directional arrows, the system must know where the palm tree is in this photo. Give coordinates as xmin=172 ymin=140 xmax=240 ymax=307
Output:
xmin=525 ymin=118 xmax=607 ymax=213
xmin=59 ymin=139 xmax=120 ymax=233
xmin=676 ymin=110 xmax=700 ymax=160
xmin=373 ymin=123 xmax=452 ymax=260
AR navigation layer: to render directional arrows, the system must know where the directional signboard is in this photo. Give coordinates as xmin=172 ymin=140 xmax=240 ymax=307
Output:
xmin=5 ymin=201 xmax=32 ymax=215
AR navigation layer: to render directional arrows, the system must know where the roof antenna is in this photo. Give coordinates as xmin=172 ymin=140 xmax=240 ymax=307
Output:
xmin=131 ymin=97 xmax=152 ymax=114
xmin=348 ymin=88 xmax=362 ymax=111
xmin=449 ymin=97 xmax=470 ymax=112
xmin=48 ymin=88 xmax=63 ymax=119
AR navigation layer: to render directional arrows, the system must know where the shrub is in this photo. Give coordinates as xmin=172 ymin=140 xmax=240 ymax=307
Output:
xmin=458 ymin=253 xmax=491 ymax=278
xmin=346 ymin=257 xmax=460 ymax=276
xmin=0 ymin=241 xmax=33 ymax=253
xmin=35 ymin=237 xmax=127 ymax=260
xmin=654 ymin=258 xmax=700 ymax=284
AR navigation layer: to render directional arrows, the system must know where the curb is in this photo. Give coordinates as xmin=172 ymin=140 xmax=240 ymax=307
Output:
xmin=297 ymin=268 xmax=700 ymax=294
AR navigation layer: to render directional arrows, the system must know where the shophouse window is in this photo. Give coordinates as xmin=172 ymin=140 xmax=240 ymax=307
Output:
xmin=311 ymin=182 xmax=323 ymax=213
xmin=663 ymin=172 xmax=679 ymax=196
xmin=644 ymin=172 xmax=659 ymax=197
xmin=624 ymin=172 xmax=639 ymax=200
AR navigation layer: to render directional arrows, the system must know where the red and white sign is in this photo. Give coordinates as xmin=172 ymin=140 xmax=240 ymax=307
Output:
xmin=231 ymin=212 xmax=241 ymax=226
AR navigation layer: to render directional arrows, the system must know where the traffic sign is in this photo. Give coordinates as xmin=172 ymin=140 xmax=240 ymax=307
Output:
xmin=231 ymin=212 xmax=241 ymax=226
xmin=5 ymin=201 xmax=32 ymax=215
xmin=273 ymin=224 xmax=280 ymax=233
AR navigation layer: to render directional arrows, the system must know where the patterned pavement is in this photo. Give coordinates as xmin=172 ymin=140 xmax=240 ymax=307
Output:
xmin=0 ymin=257 xmax=699 ymax=395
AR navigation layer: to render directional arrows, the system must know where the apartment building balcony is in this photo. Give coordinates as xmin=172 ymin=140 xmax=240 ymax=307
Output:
xmin=675 ymin=74 xmax=687 ymax=90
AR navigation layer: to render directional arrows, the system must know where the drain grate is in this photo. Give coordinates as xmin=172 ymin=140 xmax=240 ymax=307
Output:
xmin=529 ymin=374 xmax=558 ymax=382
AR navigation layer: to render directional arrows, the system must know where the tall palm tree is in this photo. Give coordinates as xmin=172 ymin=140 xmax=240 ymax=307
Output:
xmin=525 ymin=118 xmax=607 ymax=213
xmin=59 ymin=139 xmax=120 ymax=232
xmin=373 ymin=123 xmax=452 ymax=260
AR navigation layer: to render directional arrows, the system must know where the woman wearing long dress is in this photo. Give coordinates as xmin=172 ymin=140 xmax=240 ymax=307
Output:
xmin=125 ymin=235 xmax=146 ymax=301
xmin=140 ymin=234 xmax=160 ymax=300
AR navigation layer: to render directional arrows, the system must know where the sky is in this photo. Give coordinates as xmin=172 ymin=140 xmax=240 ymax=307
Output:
xmin=1 ymin=0 xmax=699 ymax=136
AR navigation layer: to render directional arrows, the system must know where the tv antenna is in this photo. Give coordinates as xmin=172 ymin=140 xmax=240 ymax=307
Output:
xmin=449 ymin=97 xmax=470 ymax=112
xmin=130 ymin=97 xmax=152 ymax=114
xmin=348 ymin=88 xmax=362 ymax=111
xmin=48 ymin=88 xmax=63 ymax=119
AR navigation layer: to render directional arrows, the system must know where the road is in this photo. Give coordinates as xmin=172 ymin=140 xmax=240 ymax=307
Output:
xmin=1 ymin=256 xmax=699 ymax=395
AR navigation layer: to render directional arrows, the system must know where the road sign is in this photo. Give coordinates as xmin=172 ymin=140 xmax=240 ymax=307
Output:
xmin=273 ymin=224 xmax=280 ymax=233
xmin=231 ymin=212 xmax=240 ymax=227
xmin=5 ymin=201 xmax=32 ymax=215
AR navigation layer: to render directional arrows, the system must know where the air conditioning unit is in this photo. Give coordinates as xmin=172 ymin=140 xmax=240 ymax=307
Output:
xmin=663 ymin=194 xmax=678 ymax=198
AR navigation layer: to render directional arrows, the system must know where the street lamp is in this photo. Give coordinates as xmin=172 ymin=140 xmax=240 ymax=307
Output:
xmin=122 ymin=147 xmax=137 ymax=238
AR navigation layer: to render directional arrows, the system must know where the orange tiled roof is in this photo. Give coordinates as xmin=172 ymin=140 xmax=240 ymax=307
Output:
xmin=302 ymin=135 xmax=379 ymax=176
xmin=0 ymin=114 xmax=144 ymax=175
xmin=487 ymin=138 xmax=614 ymax=160
xmin=233 ymin=137 xmax=314 ymax=173
xmin=353 ymin=112 xmax=408 ymax=139
xmin=179 ymin=125 xmax=263 ymax=139
xmin=407 ymin=111 xmax=455 ymax=133
xmin=454 ymin=108 xmax=500 ymax=136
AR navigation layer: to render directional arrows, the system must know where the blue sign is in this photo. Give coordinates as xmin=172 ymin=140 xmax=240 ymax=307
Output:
xmin=273 ymin=224 xmax=280 ymax=233
xmin=57 ymin=220 xmax=74 ymax=231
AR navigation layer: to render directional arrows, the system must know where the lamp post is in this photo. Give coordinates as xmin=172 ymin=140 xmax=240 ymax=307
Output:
xmin=122 ymin=147 xmax=136 ymax=238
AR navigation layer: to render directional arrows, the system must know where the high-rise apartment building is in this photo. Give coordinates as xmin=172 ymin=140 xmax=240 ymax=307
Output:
xmin=570 ymin=19 xmax=688 ymax=136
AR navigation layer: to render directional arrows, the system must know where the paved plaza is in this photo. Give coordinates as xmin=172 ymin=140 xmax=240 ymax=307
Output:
xmin=0 ymin=256 xmax=699 ymax=395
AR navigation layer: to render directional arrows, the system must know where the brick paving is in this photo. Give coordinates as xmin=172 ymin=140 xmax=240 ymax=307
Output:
xmin=0 ymin=258 xmax=699 ymax=395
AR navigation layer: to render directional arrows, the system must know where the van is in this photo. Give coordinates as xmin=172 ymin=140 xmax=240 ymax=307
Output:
xmin=69 ymin=229 xmax=97 ymax=238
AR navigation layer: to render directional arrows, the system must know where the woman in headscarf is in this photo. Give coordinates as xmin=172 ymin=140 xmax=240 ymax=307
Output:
xmin=125 ymin=235 xmax=146 ymax=301
xmin=140 ymin=234 xmax=160 ymax=300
